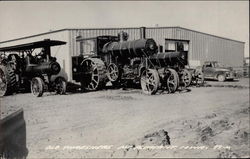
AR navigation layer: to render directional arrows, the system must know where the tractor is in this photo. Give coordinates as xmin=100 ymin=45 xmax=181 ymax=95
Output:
xmin=0 ymin=39 xmax=67 ymax=97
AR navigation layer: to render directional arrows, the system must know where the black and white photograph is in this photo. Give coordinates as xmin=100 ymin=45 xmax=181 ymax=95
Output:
xmin=0 ymin=1 xmax=249 ymax=158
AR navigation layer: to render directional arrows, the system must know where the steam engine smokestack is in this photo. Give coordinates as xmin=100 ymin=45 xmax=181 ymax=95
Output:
xmin=140 ymin=27 xmax=146 ymax=39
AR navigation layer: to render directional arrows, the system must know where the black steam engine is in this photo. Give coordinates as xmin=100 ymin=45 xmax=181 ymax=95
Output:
xmin=0 ymin=39 xmax=67 ymax=97
xmin=71 ymin=28 xmax=193 ymax=95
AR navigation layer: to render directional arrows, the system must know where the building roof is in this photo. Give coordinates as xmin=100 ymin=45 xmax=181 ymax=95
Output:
xmin=0 ymin=26 xmax=245 ymax=44
xmin=177 ymin=27 xmax=245 ymax=44
xmin=0 ymin=39 xmax=66 ymax=52
xmin=0 ymin=29 xmax=68 ymax=44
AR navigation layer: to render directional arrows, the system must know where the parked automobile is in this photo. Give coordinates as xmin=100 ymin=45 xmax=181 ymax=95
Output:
xmin=202 ymin=61 xmax=236 ymax=82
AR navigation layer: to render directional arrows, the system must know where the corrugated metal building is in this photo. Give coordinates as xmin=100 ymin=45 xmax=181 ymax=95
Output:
xmin=0 ymin=26 xmax=245 ymax=82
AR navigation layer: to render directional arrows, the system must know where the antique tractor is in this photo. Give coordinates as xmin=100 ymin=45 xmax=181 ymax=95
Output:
xmin=72 ymin=32 xmax=181 ymax=95
xmin=0 ymin=39 xmax=67 ymax=97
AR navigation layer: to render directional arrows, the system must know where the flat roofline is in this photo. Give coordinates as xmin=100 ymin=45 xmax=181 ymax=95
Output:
xmin=178 ymin=27 xmax=245 ymax=44
xmin=147 ymin=26 xmax=244 ymax=44
xmin=66 ymin=27 xmax=141 ymax=30
xmin=65 ymin=26 xmax=178 ymax=31
xmin=0 ymin=26 xmax=245 ymax=44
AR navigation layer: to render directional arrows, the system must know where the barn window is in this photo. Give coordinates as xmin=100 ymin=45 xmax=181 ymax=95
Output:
xmin=165 ymin=42 xmax=176 ymax=51
xmin=80 ymin=40 xmax=96 ymax=55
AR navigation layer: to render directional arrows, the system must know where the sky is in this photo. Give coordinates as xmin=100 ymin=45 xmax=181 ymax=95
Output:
xmin=0 ymin=1 xmax=249 ymax=57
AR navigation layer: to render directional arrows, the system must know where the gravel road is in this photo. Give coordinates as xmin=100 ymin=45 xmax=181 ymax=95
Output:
xmin=1 ymin=78 xmax=249 ymax=158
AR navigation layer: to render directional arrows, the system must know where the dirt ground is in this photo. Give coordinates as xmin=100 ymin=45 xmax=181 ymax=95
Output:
xmin=1 ymin=78 xmax=249 ymax=158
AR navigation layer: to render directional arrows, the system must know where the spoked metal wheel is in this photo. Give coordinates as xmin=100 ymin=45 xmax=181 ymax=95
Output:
xmin=140 ymin=69 xmax=160 ymax=95
xmin=165 ymin=68 xmax=179 ymax=93
xmin=107 ymin=63 xmax=120 ymax=82
xmin=179 ymin=69 xmax=192 ymax=90
xmin=0 ymin=65 xmax=17 ymax=96
xmin=31 ymin=77 xmax=44 ymax=97
xmin=81 ymin=58 xmax=107 ymax=91
xmin=194 ymin=69 xmax=204 ymax=86
xmin=55 ymin=77 xmax=67 ymax=94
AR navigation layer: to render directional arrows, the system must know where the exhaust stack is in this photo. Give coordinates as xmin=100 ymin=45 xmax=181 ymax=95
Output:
xmin=140 ymin=27 xmax=146 ymax=39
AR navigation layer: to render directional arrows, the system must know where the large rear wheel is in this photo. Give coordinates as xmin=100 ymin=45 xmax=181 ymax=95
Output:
xmin=81 ymin=58 xmax=107 ymax=91
xmin=140 ymin=69 xmax=160 ymax=95
xmin=0 ymin=65 xmax=17 ymax=96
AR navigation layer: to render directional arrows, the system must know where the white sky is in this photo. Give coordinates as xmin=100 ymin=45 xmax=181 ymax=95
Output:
xmin=0 ymin=1 xmax=249 ymax=57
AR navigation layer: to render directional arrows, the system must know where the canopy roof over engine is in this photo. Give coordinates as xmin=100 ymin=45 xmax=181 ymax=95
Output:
xmin=0 ymin=39 xmax=66 ymax=52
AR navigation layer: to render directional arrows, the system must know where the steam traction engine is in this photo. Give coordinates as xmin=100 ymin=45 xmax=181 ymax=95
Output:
xmin=0 ymin=39 xmax=67 ymax=97
xmin=72 ymin=32 xmax=182 ymax=95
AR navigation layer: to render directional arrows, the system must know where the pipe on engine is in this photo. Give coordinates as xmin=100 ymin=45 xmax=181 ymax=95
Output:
xmin=102 ymin=38 xmax=158 ymax=58
xmin=149 ymin=52 xmax=187 ymax=67
xmin=25 ymin=61 xmax=61 ymax=75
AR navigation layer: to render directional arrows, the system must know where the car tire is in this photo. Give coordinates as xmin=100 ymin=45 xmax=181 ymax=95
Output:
xmin=217 ymin=74 xmax=225 ymax=82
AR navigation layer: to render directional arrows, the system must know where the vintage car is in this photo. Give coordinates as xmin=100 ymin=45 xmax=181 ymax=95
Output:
xmin=202 ymin=61 xmax=236 ymax=82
